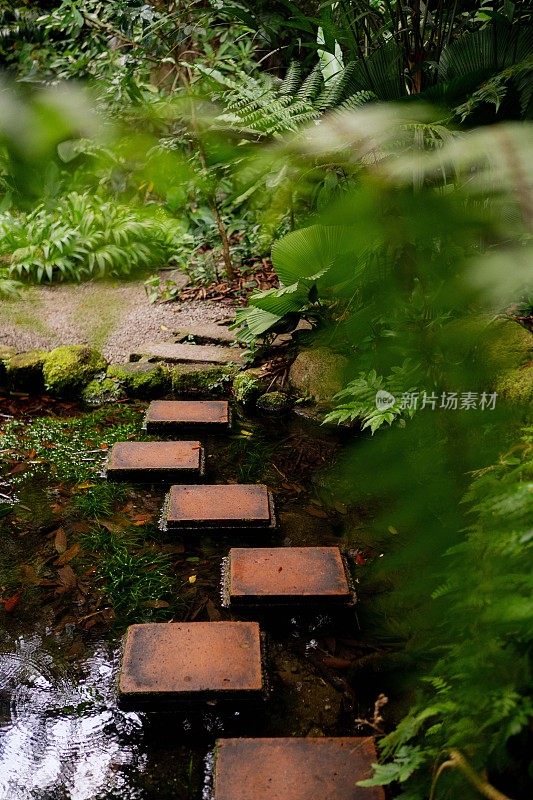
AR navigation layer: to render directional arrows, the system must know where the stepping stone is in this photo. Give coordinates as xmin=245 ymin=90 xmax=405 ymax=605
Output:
xmin=174 ymin=322 xmax=236 ymax=345
xmin=130 ymin=342 xmax=245 ymax=365
xmin=162 ymin=484 xmax=276 ymax=532
xmin=223 ymin=547 xmax=353 ymax=607
xmin=118 ymin=622 xmax=263 ymax=709
xmin=144 ymin=400 xmax=231 ymax=434
xmin=105 ymin=441 xmax=204 ymax=483
xmin=212 ymin=737 xmax=384 ymax=800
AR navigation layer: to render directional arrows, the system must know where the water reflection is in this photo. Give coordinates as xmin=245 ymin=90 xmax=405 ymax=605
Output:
xmin=0 ymin=635 xmax=145 ymax=800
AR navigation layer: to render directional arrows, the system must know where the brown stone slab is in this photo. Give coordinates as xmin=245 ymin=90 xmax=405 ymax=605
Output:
xmin=144 ymin=400 xmax=231 ymax=433
xmin=164 ymin=484 xmax=275 ymax=530
xmin=213 ymin=737 xmax=384 ymax=800
xmin=130 ymin=342 xmax=245 ymax=365
xmin=227 ymin=547 xmax=353 ymax=607
xmin=118 ymin=622 xmax=263 ymax=708
xmin=105 ymin=441 xmax=204 ymax=483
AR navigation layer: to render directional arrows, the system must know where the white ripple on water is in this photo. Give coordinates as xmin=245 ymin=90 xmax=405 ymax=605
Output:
xmin=0 ymin=636 xmax=146 ymax=800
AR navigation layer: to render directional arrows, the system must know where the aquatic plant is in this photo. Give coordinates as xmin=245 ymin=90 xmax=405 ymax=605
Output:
xmin=80 ymin=526 xmax=178 ymax=623
xmin=0 ymin=406 xmax=144 ymax=485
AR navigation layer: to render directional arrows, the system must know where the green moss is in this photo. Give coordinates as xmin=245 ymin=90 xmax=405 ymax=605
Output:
xmin=232 ymin=369 xmax=266 ymax=404
xmin=0 ymin=346 xmax=16 ymax=386
xmin=496 ymin=365 xmax=533 ymax=407
xmin=5 ymin=350 xmax=47 ymax=392
xmin=256 ymin=391 xmax=293 ymax=413
xmin=43 ymin=345 xmax=107 ymax=396
xmin=170 ymin=363 xmax=237 ymax=396
xmin=106 ymin=362 xmax=170 ymax=398
xmin=82 ymin=377 xmax=126 ymax=406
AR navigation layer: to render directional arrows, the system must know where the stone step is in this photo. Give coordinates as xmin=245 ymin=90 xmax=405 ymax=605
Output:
xmin=118 ymin=622 xmax=263 ymax=709
xmin=130 ymin=341 xmax=246 ymax=366
xmin=212 ymin=737 xmax=384 ymax=800
xmin=174 ymin=322 xmax=236 ymax=345
xmin=162 ymin=484 xmax=276 ymax=532
xmin=104 ymin=441 xmax=204 ymax=483
xmin=223 ymin=547 xmax=354 ymax=608
xmin=143 ymin=399 xmax=232 ymax=434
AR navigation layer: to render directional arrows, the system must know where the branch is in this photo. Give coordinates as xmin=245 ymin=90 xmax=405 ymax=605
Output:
xmin=430 ymin=750 xmax=514 ymax=800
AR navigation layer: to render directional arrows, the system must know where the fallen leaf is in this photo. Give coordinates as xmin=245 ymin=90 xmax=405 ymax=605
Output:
xmin=66 ymin=640 xmax=86 ymax=659
xmin=70 ymin=521 xmax=92 ymax=534
xmin=144 ymin=599 xmax=170 ymax=609
xmin=54 ymin=528 xmax=67 ymax=554
xmin=131 ymin=513 xmax=152 ymax=526
xmin=9 ymin=462 xmax=26 ymax=475
xmin=74 ymin=481 xmax=96 ymax=491
xmin=20 ymin=564 xmax=39 ymax=585
xmin=206 ymin=599 xmax=221 ymax=621
xmin=55 ymin=544 xmax=80 ymax=565
xmin=306 ymin=506 xmax=329 ymax=519
xmin=333 ymin=501 xmax=348 ymax=514
xmin=56 ymin=565 xmax=77 ymax=592
xmin=99 ymin=520 xmax=122 ymax=534
xmin=188 ymin=575 xmax=197 ymax=584
xmin=321 ymin=656 xmax=352 ymax=669
xmin=2 ymin=592 xmax=21 ymax=613
xmin=2 ymin=592 xmax=22 ymax=614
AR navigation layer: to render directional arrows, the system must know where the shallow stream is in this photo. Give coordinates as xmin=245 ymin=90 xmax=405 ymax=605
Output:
xmin=0 ymin=398 xmax=386 ymax=799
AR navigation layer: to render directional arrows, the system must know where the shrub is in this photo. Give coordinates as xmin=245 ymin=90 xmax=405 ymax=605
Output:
xmin=0 ymin=192 xmax=182 ymax=283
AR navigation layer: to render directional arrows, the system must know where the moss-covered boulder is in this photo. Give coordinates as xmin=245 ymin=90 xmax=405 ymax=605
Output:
xmin=232 ymin=369 xmax=268 ymax=405
xmin=288 ymin=348 xmax=349 ymax=404
xmin=256 ymin=391 xmax=293 ymax=413
xmin=0 ymin=345 xmax=17 ymax=386
xmin=488 ymin=319 xmax=532 ymax=370
xmin=496 ymin=365 xmax=533 ymax=407
xmin=43 ymin=345 xmax=107 ymax=396
xmin=170 ymin=363 xmax=237 ymax=397
xmin=5 ymin=350 xmax=47 ymax=392
xmin=82 ymin=377 xmax=127 ymax=406
xmin=107 ymin=362 xmax=170 ymax=398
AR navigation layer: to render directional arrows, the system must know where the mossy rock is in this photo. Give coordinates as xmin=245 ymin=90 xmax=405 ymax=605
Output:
xmin=256 ymin=391 xmax=293 ymax=413
xmin=288 ymin=347 xmax=349 ymax=404
xmin=232 ymin=369 xmax=268 ymax=405
xmin=496 ymin=365 xmax=533 ymax=408
xmin=82 ymin=377 xmax=127 ymax=406
xmin=488 ymin=319 xmax=532 ymax=370
xmin=0 ymin=345 xmax=17 ymax=387
xmin=5 ymin=350 xmax=47 ymax=393
xmin=43 ymin=345 xmax=107 ymax=396
xmin=170 ymin=363 xmax=238 ymax=397
xmin=107 ymin=362 xmax=170 ymax=399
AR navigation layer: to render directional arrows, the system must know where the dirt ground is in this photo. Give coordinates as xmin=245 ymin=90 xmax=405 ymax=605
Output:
xmin=0 ymin=280 xmax=235 ymax=363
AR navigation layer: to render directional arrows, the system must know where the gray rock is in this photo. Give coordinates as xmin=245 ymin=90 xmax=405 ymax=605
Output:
xmin=174 ymin=322 xmax=236 ymax=345
xmin=130 ymin=341 xmax=246 ymax=366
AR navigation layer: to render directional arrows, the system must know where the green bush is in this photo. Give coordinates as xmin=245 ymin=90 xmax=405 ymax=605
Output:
xmin=0 ymin=192 xmax=182 ymax=283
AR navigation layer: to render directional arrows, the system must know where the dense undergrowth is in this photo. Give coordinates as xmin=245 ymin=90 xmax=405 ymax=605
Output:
xmin=0 ymin=2 xmax=532 ymax=798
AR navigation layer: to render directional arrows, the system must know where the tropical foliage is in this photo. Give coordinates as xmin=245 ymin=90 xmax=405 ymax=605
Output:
xmin=0 ymin=3 xmax=532 ymax=798
xmin=0 ymin=192 xmax=181 ymax=283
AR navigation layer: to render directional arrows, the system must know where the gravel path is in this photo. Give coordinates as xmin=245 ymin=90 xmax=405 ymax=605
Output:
xmin=0 ymin=280 xmax=235 ymax=363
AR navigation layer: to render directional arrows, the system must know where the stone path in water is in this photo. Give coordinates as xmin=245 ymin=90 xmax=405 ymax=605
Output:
xmin=104 ymin=398 xmax=383 ymax=799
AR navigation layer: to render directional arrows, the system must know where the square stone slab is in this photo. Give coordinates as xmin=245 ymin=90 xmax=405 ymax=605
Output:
xmin=213 ymin=738 xmax=384 ymax=800
xmin=144 ymin=400 xmax=231 ymax=434
xmin=163 ymin=484 xmax=275 ymax=531
xmin=105 ymin=441 xmax=204 ymax=483
xmin=225 ymin=547 xmax=353 ymax=607
xmin=119 ymin=622 xmax=263 ymax=708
